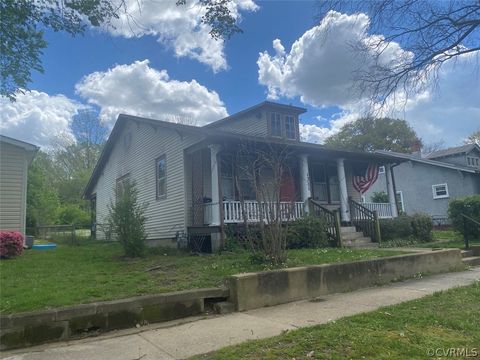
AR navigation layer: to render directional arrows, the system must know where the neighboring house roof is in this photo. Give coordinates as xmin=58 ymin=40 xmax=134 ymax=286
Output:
xmin=425 ymin=143 xmax=480 ymax=159
xmin=205 ymin=101 xmax=307 ymax=129
xmin=0 ymin=135 xmax=39 ymax=162
xmin=83 ymin=104 xmax=408 ymax=198
xmin=376 ymin=150 xmax=480 ymax=174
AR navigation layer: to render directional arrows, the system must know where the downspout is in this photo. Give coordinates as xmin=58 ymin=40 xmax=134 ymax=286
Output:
xmin=390 ymin=162 xmax=400 ymax=216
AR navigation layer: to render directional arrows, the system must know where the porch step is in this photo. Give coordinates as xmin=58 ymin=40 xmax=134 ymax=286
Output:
xmin=340 ymin=226 xmax=357 ymax=234
xmin=341 ymin=232 xmax=366 ymax=241
xmin=461 ymin=250 xmax=474 ymax=258
xmin=462 ymin=256 xmax=480 ymax=267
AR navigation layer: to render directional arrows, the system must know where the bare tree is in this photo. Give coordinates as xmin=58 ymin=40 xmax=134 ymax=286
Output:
xmin=233 ymin=142 xmax=296 ymax=265
xmin=422 ymin=140 xmax=447 ymax=156
xmin=317 ymin=0 xmax=480 ymax=108
xmin=464 ymin=129 xmax=480 ymax=144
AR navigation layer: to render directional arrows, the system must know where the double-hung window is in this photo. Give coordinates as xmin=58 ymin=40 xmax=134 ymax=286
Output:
xmin=285 ymin=115 xmax=296 ymax=139
xmin=156 ymin=155 xmax=167 ymax=199
xmin=269 ymin=113 xmax=282 ymax=137
xmin=432 ymin=183 xmax=449 ymax=199
xmin=116 ymin=174 xmax=130 ymax=201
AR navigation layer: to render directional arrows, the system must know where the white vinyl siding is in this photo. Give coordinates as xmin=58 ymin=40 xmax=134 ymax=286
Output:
xmin=93 ymin=121 xmax=203 ymax=242
xmin=0 ymin=142 xmax=29 ymax=233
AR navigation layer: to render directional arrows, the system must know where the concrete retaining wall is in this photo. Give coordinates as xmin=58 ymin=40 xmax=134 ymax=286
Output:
xmin=0 ymin=287 xmax=228 ymax=350
xmin=228 ymin=249 xmax=464 ymax=311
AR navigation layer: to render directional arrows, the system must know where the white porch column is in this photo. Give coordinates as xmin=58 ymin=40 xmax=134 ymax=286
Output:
xmin=209 ymin=144 xmax=222 ymax=226
xmin=336 ymin=158 xmax=350 ymax=222
xmin=385 ymin=164 xmax=399 ymax=218
xmin=299 ymin=154 xmax=311 ymax=213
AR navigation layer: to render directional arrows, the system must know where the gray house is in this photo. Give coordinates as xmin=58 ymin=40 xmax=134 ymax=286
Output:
xmin=84 ymin=101 xmax=404 ymax=249
xmin=364 ymin=144 xmax=480 ymax=223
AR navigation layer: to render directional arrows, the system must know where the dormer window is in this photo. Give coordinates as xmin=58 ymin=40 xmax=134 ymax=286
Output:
xmin=268 ymin=112 xmax=298 ymax=140
xmin=285 ymin=116 xmax=296 ymax=139
xmin=270 ymin=113 xmax=282 ymax=137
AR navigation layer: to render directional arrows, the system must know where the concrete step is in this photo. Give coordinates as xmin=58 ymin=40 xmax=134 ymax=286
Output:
xmin=342 ymin=232 xmax=364 ymax=241
xmin=340 ymin=226 xmax=357 ymax=234
xmin=462 ymin=257 xmax=480 ymax=267
xmin=343 ymin=237 xmax=372 ymax=244
xmin=461 ymin=250 xmax=474 ymax=258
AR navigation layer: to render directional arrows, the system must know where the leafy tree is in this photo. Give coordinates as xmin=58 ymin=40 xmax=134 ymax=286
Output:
xmin=324 ymin=117 xmax=421 ymax=153
xmin=26 ymin=152 xmax=60 ymax=230
xmin=317 ymin=0 xmax=480 ymax=107
xmin=107 ymin=182 xmax=148 ymax=257
xmin=464 ymin=129 xmax=480 ymax=145
xmin=1 ymin=0 xmax=243 ymax=100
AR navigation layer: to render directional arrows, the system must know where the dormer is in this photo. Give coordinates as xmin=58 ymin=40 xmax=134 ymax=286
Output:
xmin=205 ymin=101 xmax=306 ymax=141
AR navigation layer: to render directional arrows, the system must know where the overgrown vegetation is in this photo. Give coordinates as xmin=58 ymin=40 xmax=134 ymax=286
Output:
xmin=107 ymin=182 xmax=148 ymax=258
xmin=380 ymin=213 xmax=433 ymax=243
xmin=449 ymin=195 xmax=480 ymax=240
xmin=0 ymin=241 xmax=405 ymax=314
xmin=371 ymin=191 xmax=389 ymax=203
xmin=199 ymin=283 xmax=480 ymax=359
xmin=287 ymin=216 xmax=329 ymax=249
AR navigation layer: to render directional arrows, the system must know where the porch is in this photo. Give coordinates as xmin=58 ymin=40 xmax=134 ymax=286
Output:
xmin=186 ymin=142 xmax=399 ymax=227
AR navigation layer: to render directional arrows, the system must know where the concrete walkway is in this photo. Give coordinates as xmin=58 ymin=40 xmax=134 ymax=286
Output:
xmin=2 ymin=267 xmax=480 ymax=360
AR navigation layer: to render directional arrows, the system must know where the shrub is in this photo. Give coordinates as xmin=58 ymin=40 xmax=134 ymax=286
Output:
xmin=380 ymin=216 xmax=413 ymax=241
xmin=287 ymin=216 xmax=329 ymax=249
xmin=58 ymin=204 xmax=90 ymax=228
xmin=448 ymin=195 xmax=480 ymax=239
xmin=107 ymin=182 xmax=148 ymax=257
xmin=0 ymin=231 xmax=24 ymax=258
xmin=380 ymin=214 xmax=433 ymax=242
xmin=410 ymin=213 xmax=433 ymax=241
xmin=371 ymin=191 xmax=389 ymax=203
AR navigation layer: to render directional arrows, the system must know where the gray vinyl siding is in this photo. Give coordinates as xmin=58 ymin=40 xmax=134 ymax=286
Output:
xmin=93 ymin=120 xmax=203 ymax=242
xmin=214 ymin=111 xmax=269 ymax=137
xmin=365 ymin=161 xmax=480 ymax=219
xmin=0 ymin=142 xmax=28 ymax=233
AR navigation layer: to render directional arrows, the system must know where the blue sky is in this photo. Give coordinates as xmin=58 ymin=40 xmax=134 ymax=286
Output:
xmin=1 ymin=0 xmax=478 ymax=147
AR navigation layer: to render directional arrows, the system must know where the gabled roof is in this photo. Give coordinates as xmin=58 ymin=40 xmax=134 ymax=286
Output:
xmin=205 ymin=101 xmax=307 ymax=129
xmin=425 ymin=143 xmax=480 ymax=159
xmin=376 ymin=150 xmax=479 ymax=174
xmin=0 ymin=135 xmax=39 ymax=162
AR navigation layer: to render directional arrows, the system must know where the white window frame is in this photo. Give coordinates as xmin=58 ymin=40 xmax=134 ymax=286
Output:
xmin=156 ymin=155 xmax=167 ymax=199
xmin=432 ymin=183 xmax=449 ymax=199
xmin=285 ymin=115 xmax=296 ymax=140
xmin=269 ymin=113 xmax=282 ymax=138
xmin=378 ymin=165 xmax=385 ymax=174
xmin=467 ymin=156 xmax=479 ymax=167
xmin=395 ymin=191 xmax=405 ymax=212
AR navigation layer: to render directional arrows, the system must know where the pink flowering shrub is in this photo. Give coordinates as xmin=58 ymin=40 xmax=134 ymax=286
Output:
xmin=0 ymin=231 xmax=24 ymax=258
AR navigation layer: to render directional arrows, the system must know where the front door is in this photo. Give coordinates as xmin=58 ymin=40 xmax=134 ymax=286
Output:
xmin=311 ymin=163 xmax=340 ymax=203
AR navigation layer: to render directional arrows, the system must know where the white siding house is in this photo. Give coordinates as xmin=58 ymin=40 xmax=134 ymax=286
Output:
xmin=0 ymin=135 xmax=39 ymax=235
xmin=85 ymin=102 xmax=404 ymax=249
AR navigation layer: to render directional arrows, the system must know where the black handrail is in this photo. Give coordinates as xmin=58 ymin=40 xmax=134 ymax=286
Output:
xmin=309 ymin=199 xmax=342 ymax=247
xmin=348 ymin=198 xmax=381 ymax=243
xmin=461 ymin=213 xmax=480 ymax=250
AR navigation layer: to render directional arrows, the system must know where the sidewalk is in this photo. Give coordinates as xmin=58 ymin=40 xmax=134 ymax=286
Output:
xmin=2 ymin=267 xmax=479 ymax=360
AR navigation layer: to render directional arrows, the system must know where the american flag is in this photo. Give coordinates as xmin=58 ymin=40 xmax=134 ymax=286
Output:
xmin=352 ymin=163 xmax=379 ymax=194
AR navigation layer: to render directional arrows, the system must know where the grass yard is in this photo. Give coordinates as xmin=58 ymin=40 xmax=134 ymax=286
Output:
xmin=198 ymin=282 xmax=480 ymax=360
xmin=0 ymin=242 xmax=404 ymax=314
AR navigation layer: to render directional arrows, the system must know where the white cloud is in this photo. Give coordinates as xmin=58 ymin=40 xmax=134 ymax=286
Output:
xmin=75 ymin=60 xmax=228 ymax=126
xmin=107 ymin=0 xmax=258 ymax=72
xmin=260 ymin=11 xmax=479 ymax=146
xmin=0 ymin=91 xmax=82 ymax=147
xmin=257 ymin=11 xmax=410 ymax=107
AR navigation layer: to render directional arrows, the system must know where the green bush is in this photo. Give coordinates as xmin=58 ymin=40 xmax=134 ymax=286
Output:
xmin=287 ymin=216 xmax=329 ymax=249
xmin=410 ymin=213 xmax=433 ymax=241
xmin=107 ymin=182 xmax=148 ymax=257
xmin=371 ymin=191 xmax=389 ymax=203
xmin=379 ymin=213 xmax=433 ymax=242
xmin=58 ymin=204 xmax=90 ymax=227
xmin=448 ymin=195 xmax=480 ymax=239
xmin=380 ymin=216 xmax=413 ymax=241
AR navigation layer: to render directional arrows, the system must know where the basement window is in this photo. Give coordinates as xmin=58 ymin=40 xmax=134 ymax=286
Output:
xmin=432 ymin=183 xmax=449 ymax=199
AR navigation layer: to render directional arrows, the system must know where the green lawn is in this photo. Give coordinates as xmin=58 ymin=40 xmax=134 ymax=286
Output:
xmin=0 ymin=242 xmax=404 ymax=314
xmin=198 ymin=283 xmax=480 ymax=360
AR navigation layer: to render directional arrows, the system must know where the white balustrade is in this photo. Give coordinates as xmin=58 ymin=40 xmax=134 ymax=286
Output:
xmin=222 ymin=201 xmax=305 ymax=224
xmin=362 ymin=202 xmax=393 ymax=218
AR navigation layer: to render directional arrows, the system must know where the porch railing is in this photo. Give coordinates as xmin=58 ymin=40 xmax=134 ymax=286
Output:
xmin=362 ymin=202 xmax=393 ymax=218
xmin=309 ymin=199 xmax=342 ymax=247
xmin=223 ymin=201 xmax=304 ymax=223
xmin=349 ymin=198 xmax=381 ymax=243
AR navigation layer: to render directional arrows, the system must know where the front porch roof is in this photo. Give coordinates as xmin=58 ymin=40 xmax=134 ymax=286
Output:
xmin=186 ymin=131 xmax=410 ymax=164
